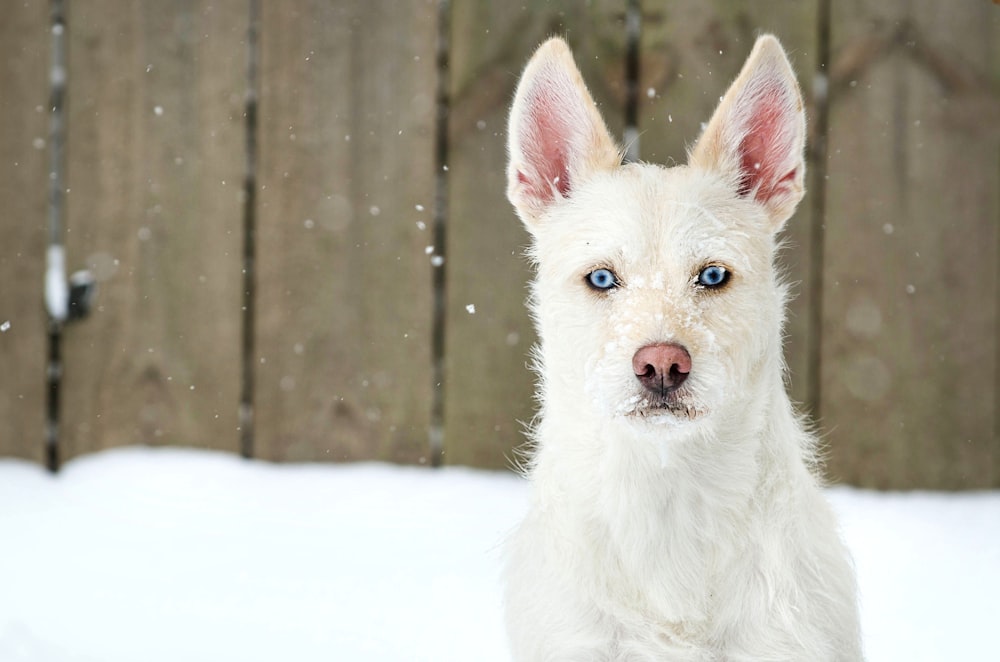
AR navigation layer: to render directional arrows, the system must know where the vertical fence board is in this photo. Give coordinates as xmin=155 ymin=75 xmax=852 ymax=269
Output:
xmin=0 ymin=4 xmax=48 ymax=462
xmin=823 ymin=0 xmax=999 ymax=488
xmin=255 ymin=1 xmax=437 ymax=463
xmin=60 ymin=1 xmax=246 ymax=458
xmin=444 ymin=1 xmax=626 ymax=468
xmin=638 ymin=1 xmax=819 ymax=410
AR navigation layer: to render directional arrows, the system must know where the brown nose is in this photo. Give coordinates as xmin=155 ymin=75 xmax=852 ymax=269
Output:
xmin=632 ymin=343 xmax=692 ymax=394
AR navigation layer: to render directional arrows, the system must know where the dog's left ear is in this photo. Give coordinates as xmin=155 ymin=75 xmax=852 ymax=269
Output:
xmin=689 ymin=35 xmax=806 ymax=232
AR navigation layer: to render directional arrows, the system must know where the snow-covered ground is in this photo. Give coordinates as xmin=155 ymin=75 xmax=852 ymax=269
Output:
xmin=0 ymin=448 xmax=997 ymax=662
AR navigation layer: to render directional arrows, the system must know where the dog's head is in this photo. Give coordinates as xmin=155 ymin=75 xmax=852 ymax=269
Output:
xmin=507 ymin=36 xmax=805 ymax=430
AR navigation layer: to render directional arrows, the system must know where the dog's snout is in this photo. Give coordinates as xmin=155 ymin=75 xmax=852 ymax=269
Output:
xmin=633 ymin=343 xmax=691 ymax=394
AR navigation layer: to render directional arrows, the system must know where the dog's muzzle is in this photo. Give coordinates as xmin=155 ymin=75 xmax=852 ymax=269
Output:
xmin=612 ymin=343 xmax=703 ymax=422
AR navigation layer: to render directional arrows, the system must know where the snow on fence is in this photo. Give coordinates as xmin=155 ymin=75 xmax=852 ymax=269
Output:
xmin=0 ymin=1 xmax=997 ymax=489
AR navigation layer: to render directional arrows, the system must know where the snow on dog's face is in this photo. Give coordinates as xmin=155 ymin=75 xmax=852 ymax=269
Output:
xmin=530 ymin=166 xmax=781 ymax=426
xmin=507 ymin=37 xmax=805 ymax=429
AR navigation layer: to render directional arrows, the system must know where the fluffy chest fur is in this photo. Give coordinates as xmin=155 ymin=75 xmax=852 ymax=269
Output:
xmin=514 ymin=401 xmax=854 ymax=660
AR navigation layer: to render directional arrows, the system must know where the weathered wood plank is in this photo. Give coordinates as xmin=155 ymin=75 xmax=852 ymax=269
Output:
xmin=0 ymin=3 xmax=49 ymax=463
xmin=254 ymin=1 xmax=437 ymax=462
xmin=60 ymin=1 xmax=246 ymax=458
xmin=638 ymin=1 xmax=820 ymax=411
xmin=823 ymin=0 xmax=999 ymax=488
xmin=444 ymin=1 xmax=627 ymax=468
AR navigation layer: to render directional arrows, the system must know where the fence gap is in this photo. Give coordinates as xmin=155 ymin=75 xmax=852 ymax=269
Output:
xmin=239 ymin=0 xmax=260 ymax=459
xmin=995 ymin=148 xmax=1000 ymax=482
xmin=622 ymin=0 xmax=641 ymax=162
xmin=429 ymin=0 xmax=451 ymax=468
xmin=44 ymin=0 xmax=68 ymax=472
xmin=805 ymin=0 xmax=831 ymax=423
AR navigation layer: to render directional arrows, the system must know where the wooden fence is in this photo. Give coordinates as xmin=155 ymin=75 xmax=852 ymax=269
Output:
xmin=0 ymin=1 xmax=997 ymax=489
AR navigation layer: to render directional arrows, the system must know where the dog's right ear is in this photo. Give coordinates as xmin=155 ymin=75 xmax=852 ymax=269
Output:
xmin=507 ymin=38 xmax=620 ymax=227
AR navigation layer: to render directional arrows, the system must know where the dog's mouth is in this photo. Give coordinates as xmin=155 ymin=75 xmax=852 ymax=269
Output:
xmin=619 ymin=392 xmax=705 ymax=422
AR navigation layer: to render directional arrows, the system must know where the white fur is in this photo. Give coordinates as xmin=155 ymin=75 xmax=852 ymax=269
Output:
xmin=504 ymin=36 xmax=862 ymax=661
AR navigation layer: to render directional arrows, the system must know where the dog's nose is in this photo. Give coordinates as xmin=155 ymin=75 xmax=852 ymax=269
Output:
xmin=632 ymin=343 xmax=691 ymax=394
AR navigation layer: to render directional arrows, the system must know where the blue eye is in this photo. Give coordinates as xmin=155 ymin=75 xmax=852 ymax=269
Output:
xmin=587 ymin=268 xmax=618 ymax=291
xmin=698 ymin=265 xmax=730 ymax=288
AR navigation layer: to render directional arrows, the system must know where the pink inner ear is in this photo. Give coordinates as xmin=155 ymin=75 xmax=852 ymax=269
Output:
xmin=736 ymin=85 xmax=796 ymax=203
xmin=519 ymin=87 xmax=576 ymax=203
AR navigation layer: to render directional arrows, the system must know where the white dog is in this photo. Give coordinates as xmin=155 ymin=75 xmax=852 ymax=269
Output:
xmin=503 ymin=35 xmax=862 ymax=661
